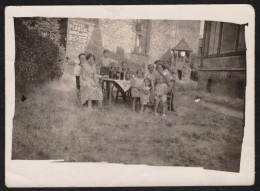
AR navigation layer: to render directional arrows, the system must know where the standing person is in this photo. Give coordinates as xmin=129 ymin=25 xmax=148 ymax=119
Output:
xmin=144 ymin=63 xmax=159 ymax=106
xmin=154 ymin=75 xmax=168 ymax=117
xmin=99 ymin=49 xmax=111 ymax=76
xmin=140 ymin=78 xmax=151 ymax=113
xmin=74 ymin=54 xmax=84 ymax=101
xmin=155 ymin=61 xmax=175 ymax=111
xmin=80 ymin=53 xmax=103 ymax=110
xmin=131 ymin=69 xmax=144 ymax=112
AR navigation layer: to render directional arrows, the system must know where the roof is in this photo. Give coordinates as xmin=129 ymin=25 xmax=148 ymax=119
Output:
xmin=171 ymin=38 xmax=193 ymax=52
xmin=161 ymin=48 xmax=172 ymax=62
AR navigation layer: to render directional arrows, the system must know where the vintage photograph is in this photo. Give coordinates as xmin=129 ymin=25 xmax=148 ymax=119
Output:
xmin=12 ymin=17 xmax=246 ymax=173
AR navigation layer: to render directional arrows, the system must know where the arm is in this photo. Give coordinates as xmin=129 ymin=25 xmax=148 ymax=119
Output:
xmin=76 ymin=76 xmax=80 ymax=90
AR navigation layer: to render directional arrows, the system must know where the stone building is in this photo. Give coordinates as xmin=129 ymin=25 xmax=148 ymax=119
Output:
xmin=171 ymin=38 xmax=193 ymax=81
xmin=198 ymin=21 xmax=246 ymax=99
xmin=66 ymin=18 xmax=201 ymax=71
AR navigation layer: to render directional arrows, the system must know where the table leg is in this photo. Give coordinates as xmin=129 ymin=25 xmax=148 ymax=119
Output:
xmin=108 ymin=82 xmax=112 ymax=105
xmin=106 ymin=81 xmax=112 ymax=105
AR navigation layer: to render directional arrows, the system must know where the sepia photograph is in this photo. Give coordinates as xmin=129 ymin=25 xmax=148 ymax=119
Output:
xmin=12 ymin=17 xmax=246 ymax=172
xmin=5 ymin=5 xmax=255 ymax=187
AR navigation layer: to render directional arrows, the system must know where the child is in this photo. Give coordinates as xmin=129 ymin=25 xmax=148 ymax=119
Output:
xmin=154 ymin=75 xmax=168 ymax=117
xmin=140 ymin=78 xmax=151 ymax=113
xmin=120 ymin=61 xmax=129 ymax=80
xmin=74 ymin=54 xmax=84 ymax=100
xmin=131 ymin=69 xmax=144 ymax=112
xmin=99 ymin=49 xmax=111 ymax=76
xmin=125 ymin=72 xmax=131 ymax=81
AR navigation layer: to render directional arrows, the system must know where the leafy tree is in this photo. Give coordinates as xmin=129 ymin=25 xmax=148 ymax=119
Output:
xmin=14 ymin=18 xmax=65 ymax=96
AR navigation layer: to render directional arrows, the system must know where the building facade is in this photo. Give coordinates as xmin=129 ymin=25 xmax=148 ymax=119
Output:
xmin=66 ymin=18 xmax=200 ymax=70
xmin=198 ymin=21 xmax=246 ymax=99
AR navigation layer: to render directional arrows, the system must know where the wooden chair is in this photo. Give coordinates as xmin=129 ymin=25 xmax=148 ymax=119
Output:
xmin=116 ymin=88 xmax=131 ymax=103
xmin=167 ymin=90 xmax=174 ymax=111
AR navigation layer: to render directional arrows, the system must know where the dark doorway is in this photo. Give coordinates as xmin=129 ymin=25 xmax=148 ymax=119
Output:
xmin=178 ymin=70 xmax=182 ymax=80
xmin=207 ymin=79 xmax=212 ymax=93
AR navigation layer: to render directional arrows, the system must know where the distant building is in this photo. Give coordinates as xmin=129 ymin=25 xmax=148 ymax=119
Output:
xmin=171 ymin=38 xmax=193 ymax=81
xmin=198 ymin=21 xmax=246 ymax=99
xmin=65 ymin=18 xmax=201 ymax=69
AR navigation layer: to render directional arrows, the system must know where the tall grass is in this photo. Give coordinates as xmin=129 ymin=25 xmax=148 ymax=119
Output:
xmin=12 ymin=72 xmax=244 ymax=172
xmin=175 ymin=80 xmax=244 ymax=111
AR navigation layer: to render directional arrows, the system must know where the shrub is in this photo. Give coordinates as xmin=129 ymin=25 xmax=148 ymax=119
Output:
xmin=14 ymin=18 xmax=65 ymax=96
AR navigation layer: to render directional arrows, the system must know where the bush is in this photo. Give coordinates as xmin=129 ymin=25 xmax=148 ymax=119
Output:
xmin=14 ymin=18 xmax=64 ymax=95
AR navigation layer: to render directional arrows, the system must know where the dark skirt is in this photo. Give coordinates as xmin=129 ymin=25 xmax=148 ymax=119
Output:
xmin=100 ymin=66 xmax=110 ymax=76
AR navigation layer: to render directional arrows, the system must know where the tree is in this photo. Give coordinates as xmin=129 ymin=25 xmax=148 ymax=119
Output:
xmin=14 ymin=18 xmax=65 ymax=96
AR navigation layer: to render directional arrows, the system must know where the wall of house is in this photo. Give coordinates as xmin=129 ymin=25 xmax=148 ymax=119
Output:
xmin=198 ymin=21 xmax=247 ymax=99
xmin=202 ymin=55 xmax=246 ymax=69
xmin=149 ymin=20 xmax=200 ymax=63
xmin=198 ymin=70 xmax=245 ymax=98
xmin=66 ymin=18 xmax=201 ymax=70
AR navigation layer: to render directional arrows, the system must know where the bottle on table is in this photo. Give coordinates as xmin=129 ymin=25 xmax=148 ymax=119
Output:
xmin=115 ymin=67 xmax=120 ymax=80
xmin=112 ymin=67 xmax=117 ymax=79
xmin=109 ymin=66 xmax=114 ymax=79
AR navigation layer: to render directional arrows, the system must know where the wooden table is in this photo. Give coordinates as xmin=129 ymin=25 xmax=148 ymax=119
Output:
xmin=101 ymin=79 xmax=131 ymax=105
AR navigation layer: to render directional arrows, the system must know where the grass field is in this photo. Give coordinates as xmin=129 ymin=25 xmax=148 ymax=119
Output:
xmin=12 ymin=72 xmax=244 ymax=172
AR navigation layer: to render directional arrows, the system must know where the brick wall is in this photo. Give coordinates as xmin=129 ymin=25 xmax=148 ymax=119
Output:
xmin=149 ymin=20 xmax=200 ymax=63
xmin=66 ymin=18 xmax=201 ymax=70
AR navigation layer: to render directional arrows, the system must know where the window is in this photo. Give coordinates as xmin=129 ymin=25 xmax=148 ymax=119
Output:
xmin=134 ymin=20 xmax=150 ymax=54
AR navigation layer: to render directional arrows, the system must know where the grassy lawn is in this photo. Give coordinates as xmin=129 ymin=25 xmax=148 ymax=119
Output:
xmin=12 ymin=73 xmax=244 ymax=172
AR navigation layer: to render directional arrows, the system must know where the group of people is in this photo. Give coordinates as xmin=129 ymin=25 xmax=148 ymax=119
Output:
xmin=74 ymin=50 xmax=175 ymax=117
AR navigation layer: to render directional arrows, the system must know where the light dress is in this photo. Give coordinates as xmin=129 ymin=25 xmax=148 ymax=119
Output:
xmin=140 ymin=86 xmax=151 ymax=104
xmin=80 ymin=62 xmax=103 ymax=104
xmin=131 ymin=77 xmax=144 ymax=98
xmin=155 ymin=83 xmax=168 ymax=102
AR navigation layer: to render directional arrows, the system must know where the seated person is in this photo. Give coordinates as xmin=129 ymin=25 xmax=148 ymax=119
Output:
xmin=155 ymin=62 xmax=173 ymax=93
xmin=120 ymin=61 xmax=129 ymax=80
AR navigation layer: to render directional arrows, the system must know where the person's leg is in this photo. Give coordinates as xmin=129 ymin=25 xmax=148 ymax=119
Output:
xmin=162 ymin=101 xmax=166 ymax=116
xmin=88 ymin=100 xmax=92 ymax=110
xmin=122 ymin=92 xmax=127 ymax=103
xmin=132 ymin=98 xmax=136 ymax=112
xmin=143 ymin=104 xmax=146 ymax=112
xmin=140 ymin=103 xmax=144 ymax=113
xmin=154 ymin=98 xmax=160 ymax=116
xmin=98 ymin=100 xmax=103 ymax=109
xmin=171 ymin=93 xmax=175 ymax=111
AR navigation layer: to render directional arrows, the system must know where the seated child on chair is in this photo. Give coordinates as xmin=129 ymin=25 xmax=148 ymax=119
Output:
xmin=131 ymin=69 xmax=144 ymax=112
xmin=154 ymin=75 xmax=168 ymax=117
xmin=140 ymin=78 xmax=151 ymax=113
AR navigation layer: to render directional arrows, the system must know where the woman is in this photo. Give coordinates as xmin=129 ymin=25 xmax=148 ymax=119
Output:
xmin=144 ymin=63 xmax=158 ymax=91
xmin=155 ymin=62 xmax=172 ymax=89
xmin=155 ymin=61 xmax=175 ymax=111
xmin=80 ymin=53 xmax=103 ymax=109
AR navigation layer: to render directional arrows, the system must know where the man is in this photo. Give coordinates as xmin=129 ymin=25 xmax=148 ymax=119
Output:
xmin=74 ymin=53 xmax=86 ymax=100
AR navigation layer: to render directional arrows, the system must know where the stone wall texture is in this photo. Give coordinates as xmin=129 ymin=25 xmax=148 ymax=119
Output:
xmin=66 ymin=18 xmax=201 ymax=70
